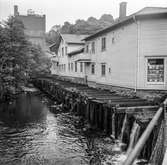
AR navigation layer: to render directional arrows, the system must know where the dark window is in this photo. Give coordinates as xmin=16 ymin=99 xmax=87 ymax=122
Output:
xmin=86 ymin=44 xmax=89 ymax=53
xmin=91 ymin=42 xmax=95 ymax=54
xmin=147 ymin=58 xmax=164 ymax=83
xmin=91 ymin=64 xmax=95 ymax=74
xmin=68 ymin=63 xmax=70 ymax=71
xmin=101 ymin=37 xmax=106 ymax=51
xmin=62 ymin=47 xmax=64 ymax=56
xmin=112 ymin=37 xmax=115 ymax=44
xmin=75 ymin=62 xmax=77 ymax=72
xmin=80 ymin=62 xmax=83 ymax=72
xmin=71 ymin=63 xmax=73 ymax=71
xmin=101 ymin=64 xmax=106 ymax=76
xmin=65 ymin=47 xmax=68 ymax=55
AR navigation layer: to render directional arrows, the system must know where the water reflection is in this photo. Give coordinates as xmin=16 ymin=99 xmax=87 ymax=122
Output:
xmin=0 ymin=93 xmax=47 ymax=125
xmin=0 ymin=93 xmax=88 ymax=165
xmin=0 ymin=92 xmax=129 ymax=165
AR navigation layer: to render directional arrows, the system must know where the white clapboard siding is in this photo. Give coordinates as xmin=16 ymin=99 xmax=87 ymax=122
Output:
xmin=138 ymin=18 xmax=167 ymax=90
xmin=87 ymin=22 xmax=138 ymax=89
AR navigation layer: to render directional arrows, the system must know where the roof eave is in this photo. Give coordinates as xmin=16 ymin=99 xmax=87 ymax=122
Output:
xmin=83 ymin=12 xmax=167 ymax=41
xmin=68 ymin=48 xmax=84 ymax=56
xmin=67 ymin=42 xmax=85 ymax=45
xmin=83 ymin=17 xmax=134 ymax=41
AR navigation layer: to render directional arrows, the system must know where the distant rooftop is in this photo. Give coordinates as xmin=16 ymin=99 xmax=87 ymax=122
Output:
xmin=61 ymin=34 xmax=88 ymax=44
xmin=14 ymin=5 xmax=45 ymax=18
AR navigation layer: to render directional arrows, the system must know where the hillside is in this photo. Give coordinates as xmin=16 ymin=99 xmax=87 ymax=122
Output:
xmin=45 ymin=14 xmax=114 ymax=47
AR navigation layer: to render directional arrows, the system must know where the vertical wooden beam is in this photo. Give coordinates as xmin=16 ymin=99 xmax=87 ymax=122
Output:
xmin=112 ymin=108 xmax=116 ymax=138
xmin=99 ymin=104 xmax=103 ymax=130
xmin=103 ymin=106 xmax=108 ymax=133
xmin=94 ymin=104 xmax=98 ymax=128
xmin=86 ymin=101 xmax=89 ymax=121
xmin=163 ymin=100 xmax=167 ymax=154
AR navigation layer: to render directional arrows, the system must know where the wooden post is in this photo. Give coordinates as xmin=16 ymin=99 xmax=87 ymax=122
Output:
xmin=90 ymin=102 xmax=94 ymax=125
xmin=99 ymin=104 xmax=103 ymax=129
xmin=94 ymin=104 xmax=98 ymax=128
xmin=112 ymin=108 xmax=116 ymax=138
xmin=86 ymin=101 xmax=89 ymax=120
xmin=104 ymin=106 xmax=108 ymax=132
xmin=163 ymin=100 xmax=167 ymax=154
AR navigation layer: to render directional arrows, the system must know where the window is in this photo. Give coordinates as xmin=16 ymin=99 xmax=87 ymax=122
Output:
xmin=109 ymin=68 xmax=111 ymax=73
xmin=80 ymin=62 xmax=83 ymax=72
xmin=71 ymin=63 xmax=73 ymax=71
xmin=101 ymin=64 xmax=106 ymax=76
xmin=62 ymin=47 xmax=64 ymax=56
xmin=112 ymin=37 xmax=115 ymax=44
xmin=101 ymin=37 xmax=106 ymax=51
xmin=75 ymin=62 xmax=77 ymax=72
xmin=147 ymin=58 xmax=164 ymax=83
xmin=68 ymin=63 xmax=70 ymax=71
xmin=91 ymin=63 xmax=95 ymax=74
xmin=65 ymin=47 xmax=68 ymax=55
xmin=85 ymin=44 xmax=89 ymax=53
xmin=91 ymin=42 xmax=95 ymax=54
xmin=64 ymin=64 xmax=66 ymax=71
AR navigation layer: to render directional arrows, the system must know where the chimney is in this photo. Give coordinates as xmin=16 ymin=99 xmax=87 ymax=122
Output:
xmin=14 ymin=5 xmax=19 ymax=16
xmin=119 ymin=2 xmax=127 ymax=19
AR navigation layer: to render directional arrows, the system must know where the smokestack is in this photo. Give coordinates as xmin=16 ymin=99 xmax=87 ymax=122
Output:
xmin=119 ymin=2 xmax=127 ymax=19
xmin=14 ymin=5 xmax=19 ymax=16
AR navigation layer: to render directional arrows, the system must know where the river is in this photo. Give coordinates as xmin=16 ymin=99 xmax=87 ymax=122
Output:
xmin=0 ymin=91 xmax=127 ymax=165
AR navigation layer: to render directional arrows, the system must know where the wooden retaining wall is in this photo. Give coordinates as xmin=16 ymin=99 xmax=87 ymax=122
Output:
xmin=33 ymin=77 xmax=164 ymax=164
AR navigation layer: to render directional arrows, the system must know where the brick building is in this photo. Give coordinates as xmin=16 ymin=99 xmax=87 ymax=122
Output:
xmin=14 ymin=5 xmax=46 ymax=49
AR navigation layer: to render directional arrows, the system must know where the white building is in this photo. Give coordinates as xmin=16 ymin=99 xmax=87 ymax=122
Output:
xmin=50 ymin=34 xmax=88 ymax=80
xmin=51 ymin=3 xmax=167 ymax=90
xmin=81 ymin=4 xmax=167 ymax=90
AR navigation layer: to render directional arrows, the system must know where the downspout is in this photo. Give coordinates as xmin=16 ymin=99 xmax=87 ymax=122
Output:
xmin=133 ymin=16 xmax=140 ymax=93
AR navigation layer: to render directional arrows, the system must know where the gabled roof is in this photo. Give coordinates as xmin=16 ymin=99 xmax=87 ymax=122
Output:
xmin=83 ymin=7 xmax=167 ymax=41
xmin=61 ymin=34 xmax=88 ymax=44
xmin=68 ymin=47 xmax=84 ymax=56
xmin=137 ymin=7 xmax=167 ymax=15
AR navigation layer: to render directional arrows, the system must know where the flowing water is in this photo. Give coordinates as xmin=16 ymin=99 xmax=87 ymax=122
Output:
xmin=0 ymin=91 xmax=129 ymax=165
xmin=0 ymin=90 xmax=150 ymax=165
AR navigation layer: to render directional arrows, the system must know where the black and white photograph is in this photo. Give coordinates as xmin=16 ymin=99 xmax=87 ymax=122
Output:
xmin=0 ymin=0 xmax=167 ymax=164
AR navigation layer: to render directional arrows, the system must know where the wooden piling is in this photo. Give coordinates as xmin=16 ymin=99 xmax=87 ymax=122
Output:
xmin=112 ymin=108 xmax=116 ymax=138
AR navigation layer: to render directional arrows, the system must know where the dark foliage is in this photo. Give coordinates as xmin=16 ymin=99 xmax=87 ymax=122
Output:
xmin=45 ymin=14 xmax=114 ymax=46
xmin=0 ymin=16 xmax=51 ymax=101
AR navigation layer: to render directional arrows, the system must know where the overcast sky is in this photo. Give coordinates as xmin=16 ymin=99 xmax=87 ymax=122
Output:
xmin=0 ymin=0 xmax=167 ymax=32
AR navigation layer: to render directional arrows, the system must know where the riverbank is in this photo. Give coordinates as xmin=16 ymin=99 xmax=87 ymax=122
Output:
xmin=32 ymin=76 xmax=165 ymax=164
xmin=0 ymin=90 xmax=131 ymax=165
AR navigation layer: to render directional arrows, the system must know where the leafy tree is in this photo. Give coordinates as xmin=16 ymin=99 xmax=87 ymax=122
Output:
xmin=0 ymin=16 xmax=30 ymax=99
xmin=0 ymin=16 xmax=51 ymax=101
xmin=28 ymin=44 xmax=51 ymax=77
xmin=45 ymin=13 xmax=114 ymax=46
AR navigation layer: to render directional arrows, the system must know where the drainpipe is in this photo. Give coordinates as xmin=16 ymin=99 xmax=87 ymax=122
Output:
xmin=133 ymin=16 xmax=140 ymax=93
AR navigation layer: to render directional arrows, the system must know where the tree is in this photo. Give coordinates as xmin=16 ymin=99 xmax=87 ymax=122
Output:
xmin=28 ymin=44 xmax=51 ymax=77
xmin=45 ymin=13 xmax=114 ymax=47
xmin=0 ymin=16 xmax=30 ymax=99
xmin=0 ymin=16 xmax=51 ymax=101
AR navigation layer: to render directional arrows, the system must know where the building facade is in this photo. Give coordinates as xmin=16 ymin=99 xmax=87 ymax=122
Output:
xmin=82 ymin=7 xmax=167 ymax=90
xmin=14 ymin=5 xmax=46 ymax=49
xmin=51 ymin=34 xmax=88 ymax=79
xmin=51 ymin=3 xmax=167 ymax=90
